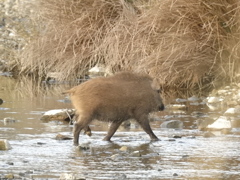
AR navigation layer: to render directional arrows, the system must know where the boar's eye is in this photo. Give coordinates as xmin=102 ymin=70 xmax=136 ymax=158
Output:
xmin=157 ymin=89 xmax=161 ymax=94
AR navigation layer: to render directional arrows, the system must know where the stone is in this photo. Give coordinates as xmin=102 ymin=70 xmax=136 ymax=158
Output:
xmin=130 ymin=151 xmax=141 ymax=157
xmin=175 ymin=98 xmax=187 ymax=103
xmin=59 ymin=173 xmax=86 ymax=180
xmin=207 ymin=116 xmax=231 ymax=129
xmin=188 ymin=95 xmax=199 ymax=101
xmin=0 ymin=139 xmax=11 ymax=150
xmin=160 ymin=120 xmax=183 ymax=129
xmin=167 ymin=104 xmax=186 ymax=110
xmin=203 ymin=131 xmax=215 ymax=138
xmin=224 ymin=108 xmax=240 ymax=115
xmin=197 ymin=119 xmax=215 ymax=131
xmin=3 ymin=117 xmax=16 ymax=124
xmin=0 ymin=98 xmax=3 ymax=105
xmin=207 ymin=97 xmax=223 ymax=103
xmin=40 ymin=109 xmax=75 ymax=121
xmin=119 ymin=146 xmax=128 ymax=152
xmin=56 ymin=134 xmax=72 ymax=140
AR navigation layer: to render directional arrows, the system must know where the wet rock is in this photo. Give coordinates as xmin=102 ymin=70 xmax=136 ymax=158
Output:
xmin=88 ymin=64 xmax=112 ymax=78
xmin=5 ymin=174 xmax=14 ymax=179
xmin=172 ymin=135 xmax=182 ymax=138
xmin=0 ymin=139 xmax=11 ymax=150
xmin=111 ymin=153 xmax=122 ymax=160
xmin=0 ymin=98 xmax=3 ymax=105
xmin=59 ymin=173 xmax=86 ymax=180
xmin=173 ymin=173 xmax=178 ymax=176
xmin=221 ymin=129 xmax=232 ymax=135
xmin=37 ymin=142 xmax=46 ymax=145
xmin=160 ymin=120 xmax=183 ymax=129
xmin=188 ymin=95 xmax=199 ymax=101
xmin=78 ymin=143 xmax=90 ymax=151
xmin=224 ymin=108 xmax=240 ymax=115
xmin=197 ymin=119 xmax=215 ymax=131
xmin=130 ymin=151 xmax=141 ymax=157
xmin=167 ymin=104 xmax=186 ymax=110
xmin=56 ymin=134 xmax=72 ymax=140
xmin=207 ymin=116 xmax=231 ymax=129
xmin=207 ymin=96 xmax=223 ymax=103
xmin=203 ymin=131 xmax=215 ymax=138
xmin=119 ymin=146 xmax=128 ymax=152
xmin=40 ymin=109 xmax=75 ymax=121
xmin=175 ymin=98 xmax=187 ymax=103
xmin=3 ymin=117 xmax=16 ymax=124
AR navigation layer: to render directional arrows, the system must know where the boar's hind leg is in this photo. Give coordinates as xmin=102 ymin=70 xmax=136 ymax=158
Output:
xmin=103 ymin=121 xmax=122 ymax=141
xmin=73 ymin=116 xmax=91 ymax=146
xmin=136 ymin=115 xmax=159 ymax=141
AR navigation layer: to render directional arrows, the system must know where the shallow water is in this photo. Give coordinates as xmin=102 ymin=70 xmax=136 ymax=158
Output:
xmin=0 ymin=76 xmax=240 ymax=180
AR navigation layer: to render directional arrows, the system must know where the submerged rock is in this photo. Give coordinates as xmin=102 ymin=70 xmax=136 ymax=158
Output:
xmin=40 ymin=109 xmax=75 ymax=121
xmin=160 ymin=120 xmax=183 ymax=129
xmin=59 ymin=173 xmax=86 ymax=180
xmin=56 ymin=134 xmax=72 ymax=140
xmin=0 ymin=139 xmax=11 ymax=150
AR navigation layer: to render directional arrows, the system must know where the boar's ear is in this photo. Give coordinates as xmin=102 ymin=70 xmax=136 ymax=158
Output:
xmin=151 ymin=78 xmax=161 ymax=91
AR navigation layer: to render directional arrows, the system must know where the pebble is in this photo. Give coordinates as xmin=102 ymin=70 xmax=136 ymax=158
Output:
xmin=160 ymin=120 xmax=183 ymax=129
xmin=119 ymin=146 xmax=128 ymax=152
xmin=130 ymin=151 xmax=141 ymax=157
xmin=203 ymin=132 xmax=215 ymax=138
xmin=56 ymin=134 xmax=72 ymax=140
xmin=0 ymin=139 xmax=11 ymax=150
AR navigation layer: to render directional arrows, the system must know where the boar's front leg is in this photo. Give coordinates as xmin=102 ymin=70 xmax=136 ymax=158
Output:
xmin=103 ymin=121 xmax=122 ymax=141
xmin=136 ymin=115 xmax=159 ymax=141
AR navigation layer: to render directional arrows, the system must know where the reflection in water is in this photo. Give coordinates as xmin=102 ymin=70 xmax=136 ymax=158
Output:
xmin=0 ymin=76 xmax=240 ymax=179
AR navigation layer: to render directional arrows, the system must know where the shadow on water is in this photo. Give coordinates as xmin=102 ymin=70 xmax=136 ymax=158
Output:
xmin=0 ymin=76 xmax=240 ymax=179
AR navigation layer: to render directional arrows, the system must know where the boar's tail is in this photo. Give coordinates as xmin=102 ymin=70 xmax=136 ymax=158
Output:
xmin=62 ymin=88 xmax=76 ymax=95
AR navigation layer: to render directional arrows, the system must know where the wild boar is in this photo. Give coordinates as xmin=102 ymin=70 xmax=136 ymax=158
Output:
xmin=65 ymin=72 xmax=164 ymax=146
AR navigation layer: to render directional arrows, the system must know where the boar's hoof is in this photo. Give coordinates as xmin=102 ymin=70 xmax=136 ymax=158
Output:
xmin=151 ymin=137 xmax=160 ymax=141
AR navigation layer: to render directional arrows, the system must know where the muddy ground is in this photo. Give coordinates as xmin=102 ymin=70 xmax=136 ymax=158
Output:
xmin=0 ymin=76 xmax=240 ymax=180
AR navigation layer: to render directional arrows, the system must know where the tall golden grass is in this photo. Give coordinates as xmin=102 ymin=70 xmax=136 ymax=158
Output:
xmin=18 ymin=0 xmax=240 ymax=90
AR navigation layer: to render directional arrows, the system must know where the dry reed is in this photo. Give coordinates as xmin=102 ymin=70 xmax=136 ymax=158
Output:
xmin=18 ymin=0 xmax=240 ymax=90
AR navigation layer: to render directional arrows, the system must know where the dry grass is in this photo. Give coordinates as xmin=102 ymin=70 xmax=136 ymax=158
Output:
xmin=18 ymin=0 xmax=240 ymax=90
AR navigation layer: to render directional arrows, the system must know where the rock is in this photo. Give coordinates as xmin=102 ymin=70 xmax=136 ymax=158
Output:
xmin=78 ymin=143 xmax=90 ymax=151
xmin=188 ymin=95 xmax=199 ymax=101
xmin=0 ymin=98 xmax=3 ymax=105
xmin=160 ymin=120 xmax=183 ymax=129
xmin=56 ymin=134 xmax=72 ymax=140
xmin=3 ymin=117 xmax=16 ymax=124
xmin=197 ymin=119 xmax=215 ymax=131
xmin=5 ymin=174 xmax=14 ymax=179
xmin=224 ymin=108 xmax=240 ymax=115
xmin=40 ymin=109 xmax=75 ymax=121
xmin=111 ymin=154 xmax=122 ymax=160
xmin=59 ymin=173 xmax=86 ymax=180
xmin=119 ymin=146 xmax=128 ymax=152
xmin=203 ymin=131 xmax=215 ymax=138
xmin=88 ymin=64 xmax=112 ymax=78
xmin=130 ymin=151 xmax=141 ymax=157
xmin=207 ymin=97 xmax=223 ymax=103
xmin=175 ymin=98 xmax=187 ymax=103
xmin=207 ymin=116 xmax=231 ymax=129
xmin=0 ymin=139 xmax=11 ymax=150
xmin=167 ymin=104 xmax=186 ymax=110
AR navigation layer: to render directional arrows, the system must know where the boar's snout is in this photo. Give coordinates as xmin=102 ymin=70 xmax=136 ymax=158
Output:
xmin=158 ymin=104 xmax=165 ymax=111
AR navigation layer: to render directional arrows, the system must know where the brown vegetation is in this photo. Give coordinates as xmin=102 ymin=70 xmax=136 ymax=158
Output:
xmin=65 ymin=72 xmax=164 ymax=145
xmin=18 ymin=0 xmax=240 ymax=90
